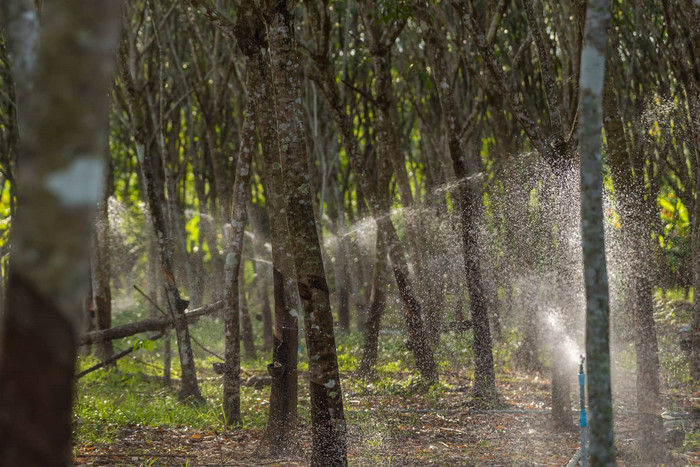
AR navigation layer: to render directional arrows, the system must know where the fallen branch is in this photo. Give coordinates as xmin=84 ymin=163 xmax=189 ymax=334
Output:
xmin=76 ymin=331 xmax=165 ymax=379
xmin=79 ymin=300 xmax=224 ymax=346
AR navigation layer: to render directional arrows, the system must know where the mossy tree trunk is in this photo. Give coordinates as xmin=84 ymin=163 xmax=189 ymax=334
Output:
xmin=262 ymin=0 xmax=348 ymax=463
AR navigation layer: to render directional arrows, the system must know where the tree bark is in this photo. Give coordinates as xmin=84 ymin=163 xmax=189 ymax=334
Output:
xmin=358 ymin=231 xmax=388 ymax=378
xmin=578 ymin=1 xmax=616 ymax=464
xmin=240 ymin=263 xmax=257 ymax=360
xmin=252 ymin=37 xmax=301 ymax=455
xmin=0 ymin=0 xmax=121 ymax=464
xmin=93 ymin=161 xmax=114 ymax=361
xmin=262 ymin=1 xmax=348 ymax=463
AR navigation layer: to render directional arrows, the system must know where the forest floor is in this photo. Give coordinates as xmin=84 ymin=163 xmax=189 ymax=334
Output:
xmin=73 ymin=297 xmax=700 ymax=466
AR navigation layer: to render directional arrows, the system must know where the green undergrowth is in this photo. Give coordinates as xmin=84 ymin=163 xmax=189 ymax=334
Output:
xmin=73 ymin=313 xmax=486 ymax=445
xmin=74 ymin=288 xmax=694 ymax=448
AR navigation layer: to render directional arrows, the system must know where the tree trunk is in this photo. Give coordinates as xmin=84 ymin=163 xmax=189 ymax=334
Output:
xmin=416 ymin=3 xmax=496 ymax=400
xmin=0 ymin=0 xmax=121 ymax=464
xmin=118 ymin=39 xmax=203 ymax=403
xmin=247 ymin=196 xmax=274 ymax=351
xmin=305 ymin=26 xmax=438 ymax=381
xmin=578 ymin=2 xmax=616 ymax=464
xmin=221 ymin=66 xmax=257 ymax=424
xmin=263 ymin=1 xmax=348 ymax=463
xmin=240 ymin=263 xmax=257 ymax=360
xmin=358 ymin=232 xmax=388 ymax=378
xmin=251 ymin=35 xmax=301 ymax=455
xmin=358 ymin=1 xmax=435 ymax=344
xmin=93 ymin=161 xmax=114 ymax=361
xmin=603 ymin=68 xmax=666 ymax=461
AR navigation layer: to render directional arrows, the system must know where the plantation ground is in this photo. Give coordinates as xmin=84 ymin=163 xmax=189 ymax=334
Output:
xmin=73 ymin=296 xmax=699 ymax=466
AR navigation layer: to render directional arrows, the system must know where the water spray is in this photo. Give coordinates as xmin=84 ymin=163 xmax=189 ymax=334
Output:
xmin=579 ymin=355 xmax=587 ymax=467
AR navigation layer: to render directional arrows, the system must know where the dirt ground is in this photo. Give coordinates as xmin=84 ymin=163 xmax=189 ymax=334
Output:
xmin=73 ymin=370 xmax=699 ymax=466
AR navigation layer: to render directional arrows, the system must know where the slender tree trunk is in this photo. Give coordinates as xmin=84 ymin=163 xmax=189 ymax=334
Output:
xmin=240 ymin=263 xmax=257 ymax=360
xmin=263 ymin=1 xmax=348 ymax=463
xmin=603 ymin=69 xmax=666 ymax=460
xmin=358 ymin=232 xmax=388 ymax=378
xmin=118 ymin=39 xmax=203 ymax=403
xmin=93 ymin=162 xmax=114 ymax=361
xmin=221 ymin=62 xmax=257 ymax=423
xmin=0 ymin=0 xmax=121 ymax=464
xmin=357 ymin=1 xmax=435 ymax=344
xmin=416 ymin=3 xmax=496 ymax=400
xmin=578 ymin=1 xmax=615 ymax=464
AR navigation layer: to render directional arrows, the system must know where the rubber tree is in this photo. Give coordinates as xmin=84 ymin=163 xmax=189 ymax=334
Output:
xmin=0 ymin=0 xmax=121 ymax=464
xmin=303 ymin=0 xmax=439 ymax=382
xmin=603 ymin=61 xmax=666 ymax=459
xmin=578 ymin=0 xmax=616 ymax=464
xmin=221 ymin=71 xmax=257 ymax=426
xmin=250 ymin=18 xmax=301 ymax=456
xmin=415 ymin=0 xmax=497 ymax=402
xmin=117 ymin=35 xmax=204 ymax=403
xmin=261 ymin=0 xmax=348 ymax=463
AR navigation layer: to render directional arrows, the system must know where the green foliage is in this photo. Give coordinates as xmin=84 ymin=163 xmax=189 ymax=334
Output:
xmin=657 ymin=192 xmax=691 ymax=286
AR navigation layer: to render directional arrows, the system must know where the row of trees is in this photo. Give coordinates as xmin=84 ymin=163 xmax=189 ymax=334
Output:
xmin=1 ymin=0 xmax=698 ymax=465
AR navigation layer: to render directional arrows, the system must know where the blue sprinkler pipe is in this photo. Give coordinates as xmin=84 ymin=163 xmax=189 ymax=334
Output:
xmin=579 ymin=356 xmax=588 ymax=467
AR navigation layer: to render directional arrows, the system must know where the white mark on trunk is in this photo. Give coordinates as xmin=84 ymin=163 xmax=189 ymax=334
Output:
xmin=579 ymin=44 xmax=605 ymax=95
xmin=324 ymin=379 xmax=336 ymax=388
xmin=45 ymin=157 xmax=104 ymax=207
xmin=136 ymin=143 xmax=145 ymax=163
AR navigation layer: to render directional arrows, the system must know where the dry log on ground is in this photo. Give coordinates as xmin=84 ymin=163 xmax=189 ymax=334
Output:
xmin=78 ymin=301 xmax=223 ymax=346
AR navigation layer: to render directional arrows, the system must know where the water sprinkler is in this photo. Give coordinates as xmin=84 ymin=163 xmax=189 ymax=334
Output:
xmin=579 ymin=356 xmax=587 ymax=467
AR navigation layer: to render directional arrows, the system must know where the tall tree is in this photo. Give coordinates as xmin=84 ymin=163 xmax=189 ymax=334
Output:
xmin=92 ymin=160 xmax=115 ymax=361
xmin=303 ymin=0 xmax=439 ymax=382
xmin=221 ymin=81 xmax=256 ymax=425
xmin=578 ymin=0 xmax=615 ymax=464
xmin=118 ymin=33 xmax=204 ymax=403
xmin=603 ymin=61 xmax=666 ymax=459
xmin=415 ymin=0 xmax=497 ymax=401
xmin=0 ymin=0 xmax=122 ymax=464
xmin=261 ymin=0 xmax=348 ymax=463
